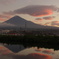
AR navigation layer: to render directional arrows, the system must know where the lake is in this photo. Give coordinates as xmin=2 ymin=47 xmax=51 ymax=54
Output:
xmin=0 ymin=43 xmax=59 ymax=59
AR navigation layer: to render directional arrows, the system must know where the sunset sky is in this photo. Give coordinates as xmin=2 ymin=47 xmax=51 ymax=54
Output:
xmin=0 ymin=0 xmax=59 ymax=27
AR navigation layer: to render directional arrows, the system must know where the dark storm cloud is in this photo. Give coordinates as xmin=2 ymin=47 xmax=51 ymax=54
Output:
xmin=3 ymin=5 xmax=58 ymax=17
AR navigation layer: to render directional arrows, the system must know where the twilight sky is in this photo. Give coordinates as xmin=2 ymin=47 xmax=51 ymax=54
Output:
xmin=1 ymin=0 xmax=59 ymax=27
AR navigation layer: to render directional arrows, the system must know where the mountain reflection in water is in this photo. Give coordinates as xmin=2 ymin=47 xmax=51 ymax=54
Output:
xmin=0 ymin=44 xmax=59 ymax=59
xmin=5 ymin=45 xmax=25 ymax=53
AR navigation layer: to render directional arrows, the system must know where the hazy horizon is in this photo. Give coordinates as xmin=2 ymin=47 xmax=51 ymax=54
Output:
xmin=0 ymin=0 xmax=59 ymax=27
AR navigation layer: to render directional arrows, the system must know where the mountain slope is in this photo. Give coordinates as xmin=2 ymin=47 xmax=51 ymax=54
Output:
xmin=4 ymin=16 xmax=44 ymax=28
xmin=0 ymin=15 xmax=58 ymax=30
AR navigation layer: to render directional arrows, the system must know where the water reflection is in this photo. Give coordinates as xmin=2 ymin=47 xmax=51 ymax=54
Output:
xmin=5 ymin=45 xmax=25 ymax=53
xmin=0 ymin=44 xmax=59 ymax=59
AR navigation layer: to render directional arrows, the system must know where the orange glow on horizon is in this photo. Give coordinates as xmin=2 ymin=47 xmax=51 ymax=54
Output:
xmin=0 ymin=18 xmax=6 ymax=21
xmin=55 ymin=21 xmax=59 ymax=23
xmin=0 ymin=15 xmax=12 ymax=21
xmin=27 ymin=53 xmax=52 ymax=59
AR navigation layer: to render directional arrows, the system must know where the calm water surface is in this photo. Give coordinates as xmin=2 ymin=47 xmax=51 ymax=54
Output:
xmin=0 ymin=44 xmax=59 ymax=59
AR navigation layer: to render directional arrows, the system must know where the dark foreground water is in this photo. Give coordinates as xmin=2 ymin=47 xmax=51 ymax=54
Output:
xmin=0 ymin=44 xmax=59 ymax=59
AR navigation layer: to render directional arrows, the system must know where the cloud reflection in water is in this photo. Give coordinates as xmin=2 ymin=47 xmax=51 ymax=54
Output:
xmin=0 ymin=44 xmax=58 ymax=59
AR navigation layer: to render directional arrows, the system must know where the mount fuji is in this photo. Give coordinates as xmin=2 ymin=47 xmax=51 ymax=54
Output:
xmin=0 ymin=16 xmax=58 ymax=30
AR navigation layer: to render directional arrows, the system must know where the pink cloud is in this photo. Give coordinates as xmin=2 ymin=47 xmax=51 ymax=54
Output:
xmin=0 ymin=45 xmax=53 ymax=59
xmin=0 ymin=46 xmax=13 ymax=55
xmin=0 ymin=14 xmax=12 ymax=21
xmin=0 ymin=15 xmax=11 ymax=18
xmin=0 ymin=18 xmax=6 ymax=21
xmin=3 ymin=5 xmax=58 ymax=17
xmin=32 ymin=9 xmax=53 ymax=17
xmin=26 ymin=53 xmax=52 ymax=59
xmin=51 ymin=21 xmax=59 ymax=26
xmin=43 ymin=16 xmax=54 ymax=20
xmin=44 ymin=22 xmax=51 ymax=26
xmin=36 ymin=18 xmax=43 ymax=20
xmin=42 ymin=50 xmax=54 ymax=54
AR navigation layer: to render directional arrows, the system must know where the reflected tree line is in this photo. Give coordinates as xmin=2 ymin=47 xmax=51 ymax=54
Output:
xmin=0 ymin=35 xmax=59 ymax=50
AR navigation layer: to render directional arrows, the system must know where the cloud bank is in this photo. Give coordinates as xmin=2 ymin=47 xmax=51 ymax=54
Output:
xmin=0 ymin=5 xmax=59 ymax=25
xmin=36 ymin=18 xmax=43 ymax=20
xmin=4 ymin=5 xmax=58 ymax=17
xmin=0 ymin=14 xmax=12 ymax=21
xmin=0 ymin=45 xmax=58 ymax=59
xmin=14 ymin=5 xmax=57 ymax=17
xmin=1 ymin=5 xmax=57 ymax=22
xmin=43 ymin=16 xmax=55 ymax=20
xmin=51 ymin=21 xmax=59 ymax=26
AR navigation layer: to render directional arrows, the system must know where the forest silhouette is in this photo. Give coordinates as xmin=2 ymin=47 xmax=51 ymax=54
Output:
xmin=0 ymin=35 xmax=59 ymax=50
